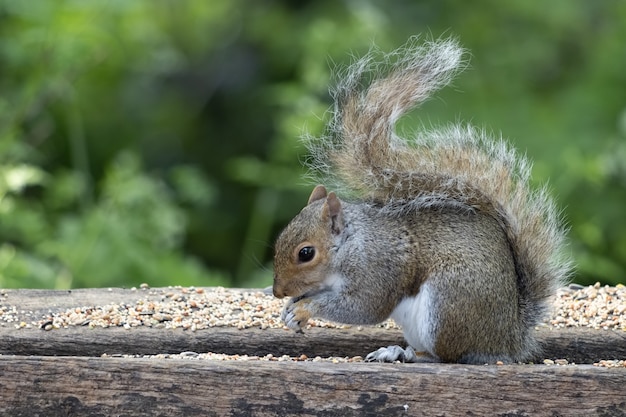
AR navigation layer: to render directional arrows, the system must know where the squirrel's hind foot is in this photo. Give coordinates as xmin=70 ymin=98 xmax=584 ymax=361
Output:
xmin=365 ymin=345 xmax=438 ymax=363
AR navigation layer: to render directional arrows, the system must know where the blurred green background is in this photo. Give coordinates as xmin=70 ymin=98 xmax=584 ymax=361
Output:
xmin=0 ymin=0 xmax=624 ymax=289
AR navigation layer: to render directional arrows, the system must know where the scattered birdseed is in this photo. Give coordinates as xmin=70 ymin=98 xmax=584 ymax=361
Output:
xmin=593 ymin=360 xmax=626 ymax=368
xmin=542 ymin=358 xmax=573 ymax=366
xmin=99 ymin=351 xmax=365 ymax=363
xmin=0 ymin=304 xmax=35 ymax=329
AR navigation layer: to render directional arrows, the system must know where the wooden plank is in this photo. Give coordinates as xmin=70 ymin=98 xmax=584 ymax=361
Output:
xmin=0 ymin=356 xmax=624 ymax=417
xmin=1 ymin=323 xmax=625 ymax=365
xmin=0 ymin=325 xmax=401 ymax=358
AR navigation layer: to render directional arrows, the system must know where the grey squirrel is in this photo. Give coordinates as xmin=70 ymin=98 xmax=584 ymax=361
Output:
xmin=272 ymin=37 xmax=571 ymax=364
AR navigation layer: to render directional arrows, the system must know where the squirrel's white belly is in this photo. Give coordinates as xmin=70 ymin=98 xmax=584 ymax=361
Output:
xmin=389 ymin=283 xmax=437 ymax=355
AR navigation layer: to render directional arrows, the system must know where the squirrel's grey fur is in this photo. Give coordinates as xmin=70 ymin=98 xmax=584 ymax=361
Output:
xmin=273 ymin=37 xmax=572 ymax=364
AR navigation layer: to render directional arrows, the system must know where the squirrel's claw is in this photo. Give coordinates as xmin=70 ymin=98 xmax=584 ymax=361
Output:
xmin=281 ymin=297 xmax=313 ymax=333
xmin=365 ymin=345 xmax=436 ymax=363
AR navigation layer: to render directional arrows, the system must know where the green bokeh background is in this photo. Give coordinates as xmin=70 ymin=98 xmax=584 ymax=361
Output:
xmin=0 ymin=0 xmax=624 ymax=289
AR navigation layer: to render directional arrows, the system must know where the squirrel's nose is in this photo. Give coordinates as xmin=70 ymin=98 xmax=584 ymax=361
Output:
xmin=272 ymin=282 xmax=285 ymax=298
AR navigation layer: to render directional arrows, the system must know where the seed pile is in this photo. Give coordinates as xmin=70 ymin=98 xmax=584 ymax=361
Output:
xmin=550 ymin=283 xmax=626 ymax=331
xmin=33 ymin=286 xmax=355 ymax=332
xmin=39 ymin=287 xmax=286 ymax=331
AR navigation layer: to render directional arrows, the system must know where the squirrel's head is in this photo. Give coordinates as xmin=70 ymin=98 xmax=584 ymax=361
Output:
xmin=273 ymin=185 xmax=345 ymax=299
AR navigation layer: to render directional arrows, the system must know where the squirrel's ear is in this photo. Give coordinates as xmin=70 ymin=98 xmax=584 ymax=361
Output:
xmin=325 ymin=192 xmax=344 ymax=235
xmin=307 ymin=185 xmax=328 ymax=205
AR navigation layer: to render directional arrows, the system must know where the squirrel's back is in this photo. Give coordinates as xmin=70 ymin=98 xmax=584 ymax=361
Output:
xmin=305 ymin=37 xmax=572 ymax=335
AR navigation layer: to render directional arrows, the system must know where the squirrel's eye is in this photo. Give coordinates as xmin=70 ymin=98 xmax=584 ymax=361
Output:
xmin=298 ymin=246 xmax=316 ymax=263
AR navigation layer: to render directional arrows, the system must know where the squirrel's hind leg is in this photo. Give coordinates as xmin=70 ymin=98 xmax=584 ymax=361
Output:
xmin=364 ymin=283 xmax=439 ymax=363
xmin=365 ymin=345 xmax=438 ymax=363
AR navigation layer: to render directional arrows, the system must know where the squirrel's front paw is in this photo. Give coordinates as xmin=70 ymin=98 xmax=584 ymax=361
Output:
xmin=281 ymin=298 xmax=313 ymax=332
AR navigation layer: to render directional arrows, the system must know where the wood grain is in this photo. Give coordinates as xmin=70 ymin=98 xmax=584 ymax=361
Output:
xmin=0 ymin=356 xmax=624 ymax=416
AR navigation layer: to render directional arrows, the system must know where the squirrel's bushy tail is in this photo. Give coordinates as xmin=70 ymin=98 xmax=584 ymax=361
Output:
xmin=306 ymin=36 xmax=571 ymax=328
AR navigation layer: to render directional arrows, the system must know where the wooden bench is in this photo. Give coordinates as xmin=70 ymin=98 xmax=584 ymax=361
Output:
xmin=1 ymin=287 xmax=624 ymax=416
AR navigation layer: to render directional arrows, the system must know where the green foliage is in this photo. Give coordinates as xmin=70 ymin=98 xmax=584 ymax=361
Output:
xmin=0 ymin=152 xmax=225 ymax=288
xmin=0 ymin=0 xmax=624 ymax=288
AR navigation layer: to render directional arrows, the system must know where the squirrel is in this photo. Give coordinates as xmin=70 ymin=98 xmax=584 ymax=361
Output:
xmin=272 ymin=37 xmax=571 ymax=364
